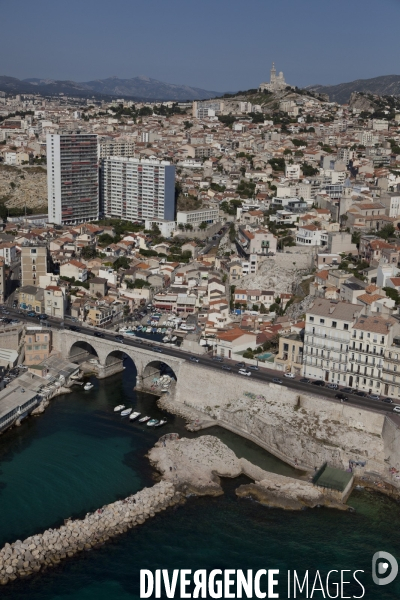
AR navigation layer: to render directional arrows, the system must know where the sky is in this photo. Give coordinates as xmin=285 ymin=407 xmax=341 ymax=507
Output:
xmin=1 ymin=0 xmax=400 ymax=92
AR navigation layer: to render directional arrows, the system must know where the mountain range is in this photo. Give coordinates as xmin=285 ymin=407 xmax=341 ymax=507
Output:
xmin=307 ymin=75 xmax=400 ymax=104
xmin=0 ymin=75 xmax=223 ymax=102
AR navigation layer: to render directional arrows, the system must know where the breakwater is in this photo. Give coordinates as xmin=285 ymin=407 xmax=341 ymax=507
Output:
xmin=0 ymin=481 xmax=180 ymax=585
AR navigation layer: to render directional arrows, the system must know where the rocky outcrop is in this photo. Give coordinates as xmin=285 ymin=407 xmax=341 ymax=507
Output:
xmin=0 ymin=481 xmax=180 ymax=585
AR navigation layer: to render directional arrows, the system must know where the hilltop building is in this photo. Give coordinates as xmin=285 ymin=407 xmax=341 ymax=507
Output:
xmin=259 ymin=63 xmax=289 ymax=93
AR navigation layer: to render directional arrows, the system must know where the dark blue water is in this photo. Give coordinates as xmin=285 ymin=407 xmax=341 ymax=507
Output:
xmin=0 ymin=363 xmax=399 ymax=599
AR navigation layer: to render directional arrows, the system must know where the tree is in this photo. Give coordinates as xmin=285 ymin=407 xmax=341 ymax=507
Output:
xmin=151 ymin=223 xmax=161 ymax=236
xmin=259 ymin=303 xmax=268 ymax=314
xmin=178 ymin=223 xmax=185 ymax=231
xmin=340 ymin=214 xmax=348 ymax=227
xmin=351 ymin=231 xmax=361 ymax=246
xmin=98 ymin=233 xmax=115 ymax=247
xmin=229 ymin=223 xmax=236 ymax=243
xmin=81 ymin=246 xmax=97 ymax=259
xmin=383 ymin=287 xmax=400 ymax=305
xmin=113 ymin=256 xmax=131 ymax=270
xmin=377 ymin=223 xmax=395 ymax=240
xmin=199 ymin=221 xmax=208 ymax=230
xmin=185 ymin=224 xmax=193 ymax=231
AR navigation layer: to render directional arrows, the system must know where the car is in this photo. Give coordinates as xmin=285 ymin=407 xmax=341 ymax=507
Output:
xmin=115 ymin=336 xmax=124 ymax=343
xmin=335 ymin=393 xmax=348 ymax=401
xmin=38 ymin=314 xmax=48 ymax=320
xmin=248 ymin=365 xmax=259 ymax=370
xmin=189 ymin=356 xmax=200 ymax=363
xmin=238 ymin=369 xmax=251 ymax=377
xmin=222 ymin=365 xmax=232 ymax=371
xmin=69 ymin=325 xmax=81 ymax=332
xmin=311 ymin=380 xmax=325 ymax=387
xmin=340 ymin=387 xmax=354 ymax=394
xmin=212 ymin=356 xmax=223 ymax=362
xmin=393 ymin=405 xmax=400 ymax=413
xmin=235 ymin=362 xmax=245 ymax=368
xmin=153 ymin=347 xmax=163 ymax=353
xmin=327 ymin=383 xmax=338 ymax=390
xmin=94 ymin=332 xmax=105 ymax=338
xmin=284 ymin=373 xmax=295 ymax=379
xmin=368 ymin=394 xmax=380 ymax=401
xmin=299 ymin=377 xmax=310 ymax=384
xmin=355 ymin=391 xmax=367 ymax=397
xmin=382 ymin=397 xmax=393 ymax=403
xmin=27 ymin=312 xmax=36 ymax=317
xmin=273 ymin=377 xmax=283 ymax=384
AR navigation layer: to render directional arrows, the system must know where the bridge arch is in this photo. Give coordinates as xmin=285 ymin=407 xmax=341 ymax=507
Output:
xmin=142 ymin=359 xmax=177 ymax=390
xmin=69 ymin=341 xmax=99 ymax=363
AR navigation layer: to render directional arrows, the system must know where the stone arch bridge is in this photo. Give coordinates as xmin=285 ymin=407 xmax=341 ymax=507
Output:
xmin=52 ymin=329 xmax=185 ymax=391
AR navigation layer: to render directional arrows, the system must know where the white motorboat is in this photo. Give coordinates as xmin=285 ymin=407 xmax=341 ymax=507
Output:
xmin=84 ymin=382 xmax=94 ymax=391
xmin=160 ymin=388 xmax=169 ymax=393
xmin=147 ymin=419 xmax=159 ymax=427
xmin=121 ymin=408 xmax=132 ymax=417
xmin=114 ymin=405 xmax=125 ymax=412
xmin=155 ymin=419 xmax=167 ymax=427
xmin=129 ymin=411 xmax=141 ymax=421
xmin=171 ymin=336 xmax=177 ymax=342
xmin=119 ymin=326 xmax=129 ymax=333
xmin=139 ymin=416 xmax=151 ymax=423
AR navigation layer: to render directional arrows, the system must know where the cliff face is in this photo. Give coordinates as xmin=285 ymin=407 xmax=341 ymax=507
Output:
xmin=307 ymin=74 xmax=400 ymax=104
xmin=174 ymin=363 xmax=389 ymax=478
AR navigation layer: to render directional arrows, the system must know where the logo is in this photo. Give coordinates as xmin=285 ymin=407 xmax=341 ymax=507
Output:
xmin=372 ymin=551 xmax=398 ymax=586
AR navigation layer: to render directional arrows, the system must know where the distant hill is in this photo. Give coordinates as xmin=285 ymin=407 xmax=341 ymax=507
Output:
xmin=0 ymin=75 xmax=223 ymax=102
xmin=307 ymin=75 xmax=400 ymax=104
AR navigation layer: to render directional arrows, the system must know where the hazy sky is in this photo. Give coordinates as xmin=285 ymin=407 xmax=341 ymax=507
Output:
xmin=2 ymin=0 xmax=399 ymax=91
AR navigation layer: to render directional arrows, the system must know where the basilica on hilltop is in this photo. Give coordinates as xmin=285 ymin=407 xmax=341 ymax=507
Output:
xmin=259 ymin=63 xmax=289 ymax=92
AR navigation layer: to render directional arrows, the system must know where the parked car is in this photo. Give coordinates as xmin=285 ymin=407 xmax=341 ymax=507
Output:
xmin=248 ymin=365 xmax=259 ymax=370
xmin=327 ymin=383 xmax=338 ymax=390
xmin=153 ymin=347 xmax=163 ymax=353
xmin=335 ymin=393 xmax=348 ymax=401
xmin=382 ymin=397 xmax=393 ymax=403
xmin=27 ymin=312 xmax=36 ymax=317
xmin=368 ymin=394 xmax=380 ymax=400
xmin=284 ymin=373 xmax=295 ymax=379
xmin=299 ymin=378 xmax=310 ymax=384
xmin=189 ymin=356 xmax=200 ymax=363
xmin=341 ymin=387 xmax=354 ymax=394
xmin=238 ymin=369 xmax=251 ymax=377
xmin=355 ymin=391 xmax=367 ymax=397
xmin=212 ymin=356 xmax=223 ymax=362
xmin=393 ymin=405 xmax=400 ymax=413
xmin=94 ymin=332 xmax=105 ymax=338
xmin=38 ymin=314 xmax=48 ymax=320
xmin=115 ymin=336 xmax=124 ymax=343
xmin=222 ymin=365 xmax=232 ymax=371
xmin=273 ymin=377 xmax=283 ymax=384
xmin=311 ymin=380 xmax=325 ymax=387
xmin=69 ymin=325 xmax=80 ymax=332
xmin=235 ymin=362 xmax=245 ymax=368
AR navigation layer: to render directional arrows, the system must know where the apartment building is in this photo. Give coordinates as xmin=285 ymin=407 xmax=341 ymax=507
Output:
xmin=237 ymin=227 xmax=277 ymax=257
xmin=60 ymin=260 xmax=87 ymax=282
xmin=303 ymin=300 xmax=360 ymax=384
xmin=101 ymin=157 xmax=175 ymax=221
xmin=296 ymin=225 xmax=328 ymax=246
xmin=98 ymin=139 xmax=135 ymax=159
xmin=47 ymin=133 xmax=99 ymax=225
xmin=44 ymin=286 xmax=66 ymax=319
xmin=24 ymin=329 xmax=52 ymax=366
xmin=21 ymin=246 xmax=48 ymax=287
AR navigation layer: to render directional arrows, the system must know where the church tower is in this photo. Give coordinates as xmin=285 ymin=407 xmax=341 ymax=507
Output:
xmin=270 ymin=62 xmax=276 ymax=84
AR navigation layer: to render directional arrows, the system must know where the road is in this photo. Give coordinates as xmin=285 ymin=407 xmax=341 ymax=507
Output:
xmin=2 ymin=307 xmax=395 ymax=416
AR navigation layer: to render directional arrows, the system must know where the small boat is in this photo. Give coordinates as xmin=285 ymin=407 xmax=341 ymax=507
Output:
xmin=162 ymin=336 xmax=169 ymax=342
xmin=121 ymin=408 xmax=132 ymax=417
xmin=139 ymin=416 xmax=151 ymax=423
xmin=155 ymin=419 xmax=167 ymax=427
xmin=119 ymin=326 xmax=129 ymax=333
xmin=129 ymin=411 xmax=141 ymax=421
xmin=171 ymin=336 xmax=177 ymax=342
xmin=147 ymin=419 xmax=159 ymax=427
xmin=146 ymin=327 xmax=152 ymax=333
xmin=114 ymin=405 xmax=125 ymax=412
xmin=84 ymin=382 xmax=94 ymax=391
xmin=125 ymin=330 xmax=136 ymax=336
xmin=157 ymin=327 xmax=162 ymax=333
xmin=160 ymin=388 xmax=169 ymax=393
xmin=162 ymin=328 xmax=166 ymax=334
xmin=151 ymin=327 xmax=157 ymax=333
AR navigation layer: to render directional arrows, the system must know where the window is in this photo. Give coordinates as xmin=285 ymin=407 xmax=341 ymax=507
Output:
xmin=332 ymin=321 xmax=337 ymax=328
xmin=309 ymin=316 xmax=314 ymax=322
xmin=320 ymin=319 xmax=325 ymax=324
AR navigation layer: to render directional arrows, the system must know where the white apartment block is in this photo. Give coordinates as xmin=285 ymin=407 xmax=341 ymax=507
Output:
xmin=176 ymin=207 xmax=219 ymax=226
xmin=296 ymin=225 xmax=328 ymax=246
xmin=101 ymin=157 xmax=175 ymax=222
xmin=285 ymin=164 xmax=301 ymax=180
xmin=47 ymin=133 xmax=99 ymax=225
xmin=303 ymin=300 xmax=360 ymax=384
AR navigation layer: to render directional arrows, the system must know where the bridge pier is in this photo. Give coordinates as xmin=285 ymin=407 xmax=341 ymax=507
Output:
xmin=97 ymin=359 xmax=125 ymax=379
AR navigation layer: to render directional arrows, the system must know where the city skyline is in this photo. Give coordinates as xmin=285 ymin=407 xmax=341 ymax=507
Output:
xmin=1 ymin=0 xmax=400 ymax=92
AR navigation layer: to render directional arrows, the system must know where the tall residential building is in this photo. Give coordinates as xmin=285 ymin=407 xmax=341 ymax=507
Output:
xmin=47 ymin=133 xmax=99 ymax=225
xmin=101 ymin=157 xmax=175 ymax=222
xmin=98 ymin=139 xmax=136 ymax=159
xmin=21 ymin=246 xmax=48 ymax=287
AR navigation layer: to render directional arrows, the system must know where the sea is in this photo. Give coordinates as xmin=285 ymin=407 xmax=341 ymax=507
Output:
xmin=0 ymin=360 xmax=399 ymax=599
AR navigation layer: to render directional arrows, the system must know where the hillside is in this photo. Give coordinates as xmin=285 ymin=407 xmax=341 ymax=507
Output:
xmin=0 ymin=164 xmax=47 ymax=213
xmin=307 ymin=74 xmax=400 ymax=104
xmin=0 ymin=75 xmax=223 ymax=102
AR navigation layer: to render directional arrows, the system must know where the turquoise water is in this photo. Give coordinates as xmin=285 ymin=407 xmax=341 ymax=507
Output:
xmin=0 ymin=362 xmax=399 ymax=599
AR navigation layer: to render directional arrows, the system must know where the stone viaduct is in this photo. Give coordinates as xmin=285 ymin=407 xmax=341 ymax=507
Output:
xmin=52 ymin=329 xmax=185 ymax=390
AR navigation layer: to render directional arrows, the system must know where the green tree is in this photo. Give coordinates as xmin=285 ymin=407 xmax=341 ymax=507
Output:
xmin=98 ymin=233 xmax=115 ymax=247
xmin=383 ymin=287 xmax=400 ymax=305
xmin=81 ymin=246 xmax=97 ymax=259
xmin=199 ymin=221 xmax=208 ymax=230
xmin=377 ymin=223 xmax=395 ymax=240
xmin=113 ymin=256 xmax=131 ymax=270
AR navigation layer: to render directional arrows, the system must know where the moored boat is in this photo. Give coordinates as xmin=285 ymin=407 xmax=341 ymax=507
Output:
xmin=121 ymin=408 xmax=132 ymax=417
xmin=129 ymin=411 xmax=141 ymax=421
xmin=114 ymin=405 xmax=125 ymax=412
xmin=147 ymin=419 xmax=159 ymax=427
xmin=139 ymin=416 xmax=151 ymax=423
xmin=155 ymin=419 xmax=167 ymax=427
xmin=84 ymin=382 xmax=94 ymax=391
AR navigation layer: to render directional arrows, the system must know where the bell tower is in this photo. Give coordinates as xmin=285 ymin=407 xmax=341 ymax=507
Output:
xmin=270 ymin=62 xmax=276 ymax=85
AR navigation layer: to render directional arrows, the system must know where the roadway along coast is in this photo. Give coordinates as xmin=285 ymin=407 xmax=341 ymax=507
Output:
xmin=7 ymin=307 xmax=393 ymax=416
